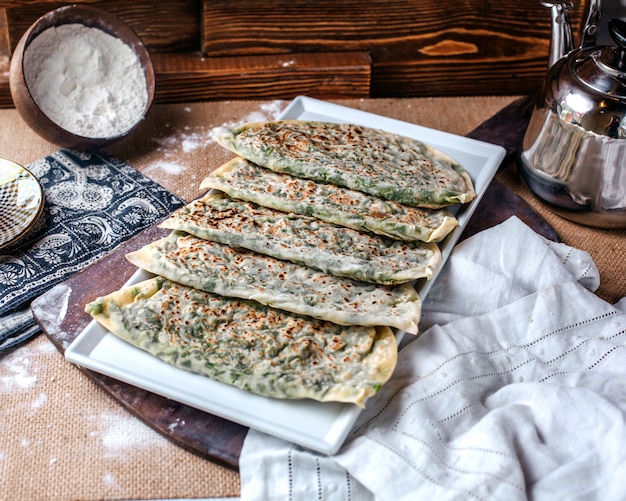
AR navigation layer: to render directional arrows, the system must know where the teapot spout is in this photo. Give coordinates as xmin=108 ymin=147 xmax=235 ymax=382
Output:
xmin=541 ymin=1 xmax=574 ymax=68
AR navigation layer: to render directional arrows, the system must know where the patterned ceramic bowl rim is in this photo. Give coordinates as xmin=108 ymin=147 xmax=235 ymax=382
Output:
xmin=0 ymin=158 xmax=44 ymax=249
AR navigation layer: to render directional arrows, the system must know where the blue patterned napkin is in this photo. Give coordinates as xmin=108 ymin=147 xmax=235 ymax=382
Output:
xmin=0 ymin=149 xmax=184 ymax=355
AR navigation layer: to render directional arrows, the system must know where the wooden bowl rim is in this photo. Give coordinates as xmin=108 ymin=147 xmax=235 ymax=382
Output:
xmin=9 ymin=4 xmax=155 ymax=148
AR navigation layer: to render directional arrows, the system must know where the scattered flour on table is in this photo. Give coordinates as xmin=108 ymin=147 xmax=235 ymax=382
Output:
xmin=167 ymin=416 xmax=185 ymax=432
xmin=146 ymin=100 xmax=288 ymax=177
xmin=24 ymin=24 xmax=148 ymax=139
xmin=1 ymin=347 xmax=38 ymax=392
xmin=27 ymin=285 xmax=72 ymax=349
xmin=209 ymin=101 xmax=289 ymax=143
xmin=153 ymin=126 xmax=209 ymax=155
xmin=88 ymin=411 xmax=169 ymax=458
xmin=144 ymin=159 xmax=188 ymax=177
xmin=0 ymin=340 xmax=55 ymax=415
xmin=103 ymin=472 xmax=121 ymax=490
xmin=31 ymin=392 xmax=48 ymax=409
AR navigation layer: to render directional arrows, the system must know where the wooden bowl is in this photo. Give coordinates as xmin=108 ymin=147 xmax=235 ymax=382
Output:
xmin=9 ymin=4 xmax=155 ymax=150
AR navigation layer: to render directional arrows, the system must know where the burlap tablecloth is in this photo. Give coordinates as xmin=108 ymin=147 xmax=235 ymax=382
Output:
xmin=1 ymin=96 xmax=624 ymax=501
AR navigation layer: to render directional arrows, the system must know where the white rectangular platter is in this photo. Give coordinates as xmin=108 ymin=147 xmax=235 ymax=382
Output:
xmin=65 ymin=96 xmax=506 ymax=456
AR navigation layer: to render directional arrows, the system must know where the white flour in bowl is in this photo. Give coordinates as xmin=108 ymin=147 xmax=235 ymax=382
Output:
xmin=23 ymin=23 xmax=148 ymax=139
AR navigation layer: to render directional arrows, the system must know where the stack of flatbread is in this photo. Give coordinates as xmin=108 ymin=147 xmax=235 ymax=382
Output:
xmin=85 ymin=120 xmax=475 ymax=407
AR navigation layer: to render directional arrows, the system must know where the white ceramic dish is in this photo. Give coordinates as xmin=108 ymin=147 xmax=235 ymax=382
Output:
xmin=65 ymin=96 xmax=506 ymax=455
xmin=0 ymin=158 xmax=44 ymax=249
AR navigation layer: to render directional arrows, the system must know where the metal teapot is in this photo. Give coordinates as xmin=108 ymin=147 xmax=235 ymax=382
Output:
xmin=518 ymin=0 xmax=626 ymax=228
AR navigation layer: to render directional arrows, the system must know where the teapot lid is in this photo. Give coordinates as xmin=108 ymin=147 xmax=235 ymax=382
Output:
xmin=572 ymin=19 xmax=626 ymax=100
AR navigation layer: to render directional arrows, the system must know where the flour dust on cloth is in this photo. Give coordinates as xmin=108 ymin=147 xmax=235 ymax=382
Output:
xmin=240 ymin=216 xmax=626 ymax=501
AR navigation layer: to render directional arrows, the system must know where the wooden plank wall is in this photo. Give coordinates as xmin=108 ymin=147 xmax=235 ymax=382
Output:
xmin=0 ymin=0 xmax=589 ymax=107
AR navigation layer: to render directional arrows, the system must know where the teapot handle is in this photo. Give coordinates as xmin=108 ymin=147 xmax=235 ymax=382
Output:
xmin=580 ymin=0 xmax=602 ymax=48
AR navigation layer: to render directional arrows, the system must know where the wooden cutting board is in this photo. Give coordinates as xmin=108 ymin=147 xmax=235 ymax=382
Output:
xmin=32 ymin=96 xmax=558 ymax=470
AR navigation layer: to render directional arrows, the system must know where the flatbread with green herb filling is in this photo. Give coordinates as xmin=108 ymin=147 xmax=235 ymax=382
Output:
xmin=201 ymin=157 xmax=458 ymax=243
xmin=159 ymin=194 xmax=442 ymax=285
xmin=217 ymin=120 xmax=475 ymax=208
xmin=85 ymin=277 xmax=397 ymax=406
xmin=126 ymin=231 xmax=422 ymax=333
